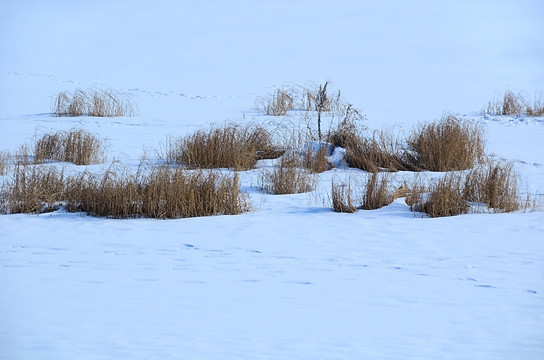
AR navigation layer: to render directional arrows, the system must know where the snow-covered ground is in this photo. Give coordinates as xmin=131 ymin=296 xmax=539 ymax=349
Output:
xmin=1 ymin=1 xmax=543 ymax=359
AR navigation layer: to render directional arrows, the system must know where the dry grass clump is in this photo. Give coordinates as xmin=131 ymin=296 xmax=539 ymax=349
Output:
xmin=0 ymin=160 xmax=250 ymax=219
xmin=346 ymin=130 xmax=410 ymax=173
xmin=66 ymin=164 xmax=249 ymax=219
xmin=409 ymin=161 xmax=529 ymax=217
xmin=414 ymin=173 xmax=469 ymax=217
xmin=167 ymin=124 xmax=277 ymax=170
xmin=302 ymin=144 xmax=331 ymax=173
xmin=255 ymin=88 xmax=295 ymax=116
xmin=52 ymin=88 xmax=136 ymax=117
xmin=260 ymin=153 xmax=316 ymax=195
xmin=361 ymin=172 xmax=395 ymax=210
xmin=328 ymin=105 xmax=365 ymax=149
xmin=463 ymin=161 xmax=523 ymax=212
xmin=407 ymin=115 xmax=484 ymax=172
xmin=484 ymin=90 xmax=544 ymax=116
xmin=256 ymin=82 xmax=343 ymax=116
xmin=331 ymin=179 xmax=357 ymax=213
xmin=0 ymin=164 xmax=66 ymax=214
xmin=34 ymin=129 xmax=106 ymax=165
xmin=0 ymin=151 xmax=10 ymax=175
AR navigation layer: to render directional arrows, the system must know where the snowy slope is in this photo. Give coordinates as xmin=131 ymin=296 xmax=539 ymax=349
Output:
xmin=1 ymin=1 xmax=544 ymax=359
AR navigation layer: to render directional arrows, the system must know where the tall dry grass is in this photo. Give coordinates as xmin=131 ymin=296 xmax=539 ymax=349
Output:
xmin=361 ymin=172 xmax=395 ymax=210
xmin=66 ymin=164 xmax=249 ymax=219
xmin=302 ymin=144 xmax=331 ymax=173
xmin=347 ymin=130 xmax=410 ymax=173
xmin=34 ymin=129 xmax=106 ymax=165
xmin=463 ymin=161 xmax=523 ymax=212
xmin=260 ymin=153 xmax=316 ymax=195
xmin=409 ymin=161 xmax=529 ymax=217
xmin=415 ymin=173 xmax=469 ymax=217
xmin=0 ymin=151 xmax=10 ymax=175
xmin=166 ymin=124 xmax=277 ymax=170
xmin=331 ymin=179 xmax=357 ymax=213
xmin=407 ymin=115 xmax=484 ymax=171
xmin=0 ymin=161 xmax=250 ymax=219
xmin=255 ymin=88 xmax=295 ymax=116
xmin=484 ymin=90 xmax=544 ymax=116
xmin=52 ymin=88 xmax=136 ymax=117
xmin=0 ymin=164 xmax=66 ymax=214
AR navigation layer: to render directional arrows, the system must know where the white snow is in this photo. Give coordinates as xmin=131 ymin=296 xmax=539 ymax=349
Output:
xmin=1 ymin=1 xmax=543 ymax=359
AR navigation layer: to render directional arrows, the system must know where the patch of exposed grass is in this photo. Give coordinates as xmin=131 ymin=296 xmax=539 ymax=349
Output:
xmin=415 ymin=173 xmax=469 ymax=217
xmin=407 ymin=115 xmax=484 ymax=172
xmin=331 ymin=179 xmax=357 ymax=213
xmin=0 ymin=164 xmax=66 ymax=214
xmin=463 ymin=161 xmax=523 ymax=212
xmin=255 ymin=88 xmax=295 ymax=116
xmin=260 ymin=153 xmax=316 ymax=195
xmin=166 ymin=124 xmax=277 ymax=170
xmin=302 ymin=144 xmax=331 ymax=173
xmin=346 ymin=130 xmax=411 ymax=173
xmin=34 ymin=129 xmax=106 ymax=165
xmin=0 ymin=151 xmax=10 ymax=176
xmin=484 ymin=90 xmax=544 ymax=117
xmin=66 ymin=164 xmax=250 ymax=219
xmin=52 ymin=88 xmax=136 ymax=117
xmin=361 ymin=172 xmax=395 ymax=210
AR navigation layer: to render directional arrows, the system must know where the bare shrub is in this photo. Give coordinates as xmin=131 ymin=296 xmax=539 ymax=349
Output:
xmin=260 ymin=153 xmax=316 ymax=195
xmin=463 ymin=161 xmax=523 ymax=212
xmin=0 ymin=164 xmax=66 ymax=214
xmin=167 ymin=124 xmax=276 ymax=170
xmin=484 ymin=90 xmax=544 ymax=117
xmin=407 ymin=115 xmax=484 ymax=171
xmin=52 ymin=88 xmax=136 ymax=117
xmin=331 ymin=179 xmax=357 ymax=213
xmin=361 ymin=172 xmax=394 ymax=210
xmin=34 ymin=129 xmax=106 ymax=165
xmin=416 ymin=173 xmax=469 ymax=217
xmin=65 ymin=164 xmax=250 ymax=219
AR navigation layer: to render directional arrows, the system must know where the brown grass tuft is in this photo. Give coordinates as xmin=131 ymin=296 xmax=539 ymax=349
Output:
xmin=416 ymin=173 xmax=469 ymax=217
xmin=0 ymin=164 xmax=66 ymax=214
xmin=331 ymin=179 xmax=357 ymax=213
xmin=255 ymin=88 xmax=295 ymax=116
xmin=362 ymin=172 xmax=394 ymax=210
xmin=52 ymin=88 xmax=136 ymax=117
xmin=167 ymin=124 xmax=276 ymax=170
xmin=407 ymin=115 xmax=484 ymax=172
xmin=260 ymin=153 xmax=316 ymax=195
xmin=347 ymin=130 xmax=410 ymax=173
xmin=484 ymin=90 xmax=544 ymax=117
xmin=463 ymin=161 xmax=522 ymax=212
xmin=0 ymin=151 xmax=10 ymax=176
xmin=34 ymin=129 xmax=106 ymax=165
xmin=66 ymin=164 xmax=249 ymax=219
xmin=302 ymin=144 xmax=331 ymax=173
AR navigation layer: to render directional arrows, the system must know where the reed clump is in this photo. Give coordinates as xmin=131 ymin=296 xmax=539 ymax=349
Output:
xmin=406 ymin=115 xmax=484 ymax=172
xmin=52 ymin=88 xmax=136 ymax=117
xmin=260 ymin=153 xmax=316 ymax=195
xmin=0 ymin=164 xmax=66 ymax=214
xmin=34 ymin=129 xmax=106 ymax=165
xmin=484 ymin=90 xmax=544 ymax=117
xmin=167 ymin=124 xmax=278 ymax=170
xmin=331 ymin=179 xmax=357 ymax=213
